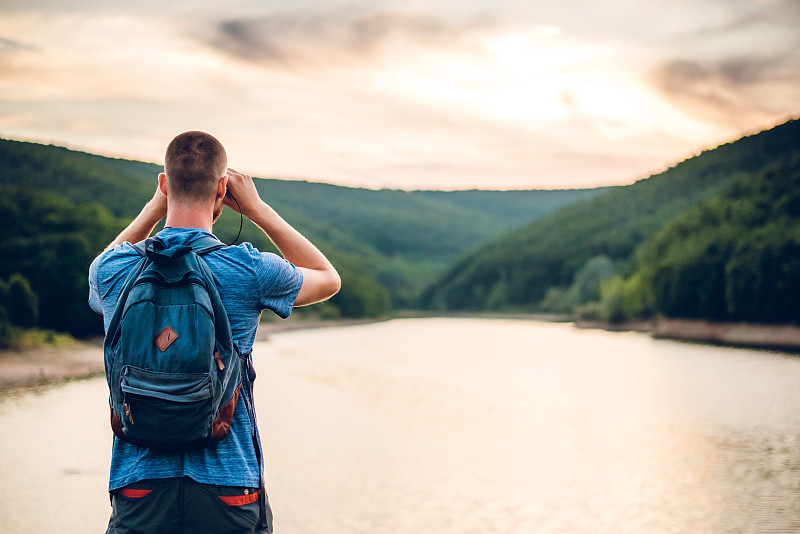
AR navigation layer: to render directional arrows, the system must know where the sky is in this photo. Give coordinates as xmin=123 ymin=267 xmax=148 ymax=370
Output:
xmin=0 ymin=0 xmax=798 ymax=190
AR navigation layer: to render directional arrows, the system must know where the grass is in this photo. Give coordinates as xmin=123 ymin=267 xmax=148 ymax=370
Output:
xmin=0 ymin=327 xmax=77 ymax=351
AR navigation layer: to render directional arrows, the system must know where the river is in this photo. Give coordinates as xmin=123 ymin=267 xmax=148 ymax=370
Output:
xmin=1 ymin=318 xmax=799 ymax=533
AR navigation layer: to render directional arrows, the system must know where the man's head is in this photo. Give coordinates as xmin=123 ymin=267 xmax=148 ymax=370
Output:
xmin=163 ymin=131 xmax=227 ymax=204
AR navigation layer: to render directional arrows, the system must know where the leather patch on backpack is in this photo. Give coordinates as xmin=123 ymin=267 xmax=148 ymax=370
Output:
xmin=154 ymin=326 xmax=179 ymax=352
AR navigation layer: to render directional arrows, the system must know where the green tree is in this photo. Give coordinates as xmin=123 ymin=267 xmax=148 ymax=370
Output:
xmin=4 ymin=274 xmax=38 ymax=328
xmin=620 ymin=154 xmax=800 ymax=324
xmin=536 ymin=255 xmax=616 ymax=314
xmin=597 ymin=275 xmax=626 ymax=323
xmin=0 ymin=305 xmax=10 ymax=348
xmin=724 ymin=223 xmax=800 ymax=323
xmin=0 ymin=185 xmax=122 ymax=337
xmin=327 ymin=255 xmax=391 ymax=319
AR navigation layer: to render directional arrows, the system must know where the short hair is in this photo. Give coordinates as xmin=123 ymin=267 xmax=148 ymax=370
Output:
xmin=164 ymin=131 xmax=227 ymax=202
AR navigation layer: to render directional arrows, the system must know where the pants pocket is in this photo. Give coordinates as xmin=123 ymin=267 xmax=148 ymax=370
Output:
xmin=186 ymin=483 xmax=261 ymax=534
xmin=107 ymin=479 xmax=179 ymax=534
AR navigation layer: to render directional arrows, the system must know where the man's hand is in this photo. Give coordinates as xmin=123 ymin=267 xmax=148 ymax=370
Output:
xmin=148 ymin=182 xmax=168 ymax=220
xmin=225 ymin=169 xmax=341 ymax=306
xmin=103 ymin=181 xmax=167 ymax=251
xmin=224 ymin=169 xmax=262 ymax=217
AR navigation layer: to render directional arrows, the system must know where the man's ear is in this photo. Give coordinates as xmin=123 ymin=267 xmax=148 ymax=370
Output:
xmin=158 ymin=173 xmax=168 ymax=197
xmin=216 ymin=174 xmax=228 ymax=200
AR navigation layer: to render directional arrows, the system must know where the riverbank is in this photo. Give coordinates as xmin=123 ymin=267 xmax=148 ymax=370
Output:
xmin=3 ymin=315 xmax=798 ymax=395
xmin=576 ymin=317 xmax=800 ymax=353
xmin=0 ymin=339 xmax=104 ymax=394
xmin=0 ymin=316 xmax=383 ymax=394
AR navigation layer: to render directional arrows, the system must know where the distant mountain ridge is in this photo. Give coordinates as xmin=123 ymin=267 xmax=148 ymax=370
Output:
xmin=0 ymin=137 xmax=603 ymax=335
xmin=422 ymin=118 xmax=800 ymax=312
xmin=6 ymin=118 xmax=794 ymax=337
xmin=0 ymin=138 xmax=603 ymax=261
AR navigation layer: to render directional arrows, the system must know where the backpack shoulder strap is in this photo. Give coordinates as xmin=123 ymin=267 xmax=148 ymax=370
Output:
xmin=131 ymin=235 xmax=225 ymax=257
xmin=188 ymin=235 xmax=227 ymax=255
xmin=103 ymin=251 xmax=150 ymax=352
xmin=131 ymin=239 xmax=150 ymax=257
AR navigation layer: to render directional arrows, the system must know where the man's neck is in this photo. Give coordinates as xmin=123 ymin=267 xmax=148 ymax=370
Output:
xmin=163 ymin=201 xmax=214 ymax=231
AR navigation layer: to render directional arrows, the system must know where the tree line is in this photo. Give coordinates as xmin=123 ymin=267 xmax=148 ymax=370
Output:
xmin=0 ymin=183 xmax=393 ymax=342
xmin=593 ymin=155 xmax=800 ymax=324
xmin=0 ymin=138 xmax=598 ymax=342
xmin=3 ymin=118 xmax=797 ymax=344
xmin=0 ymin=185 xmax=121 ymax=343
xmin=421 ymin=119 xmax=800 ymax=326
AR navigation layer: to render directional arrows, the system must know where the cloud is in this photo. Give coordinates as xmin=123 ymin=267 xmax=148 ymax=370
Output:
xmin=0 ymin=36 xmax=36 ymax=52
xmin=1 ymin=2 xmax=797 ymax=190
xmin=202 ymin=11 xmax=495 ymax=69
xmin=646 ymin=0 xmax=800 ymax=129
xmin=658 ymin=56 xmax=772 ymax=91
xmin=652 ymin=51 xmax=800 ymax=127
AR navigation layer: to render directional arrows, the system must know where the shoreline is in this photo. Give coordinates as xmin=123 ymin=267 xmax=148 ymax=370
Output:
xmin=0 ymin=317 xmax=383 ymax=395
xmin=254 ymin=316 xmax=390 ymax=340
xmin=3 ymin=315 xmax=798 ymax=395
xmin=0 ymin=339 xmax=105 ymax=395
xmin=575 ymin=317 xmax=800 ymax=353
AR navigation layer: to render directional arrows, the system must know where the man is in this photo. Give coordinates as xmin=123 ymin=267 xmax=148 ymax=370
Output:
xmin=89 ymin=131 xmax=340 ymax=534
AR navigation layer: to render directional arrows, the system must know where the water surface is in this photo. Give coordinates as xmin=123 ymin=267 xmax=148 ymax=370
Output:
xmin=1 ymin=318 xmax=799 ymax=533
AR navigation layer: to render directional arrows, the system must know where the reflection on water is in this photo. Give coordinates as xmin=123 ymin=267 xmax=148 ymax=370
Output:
xmin=1 ymin=318 xmax=799 ymax=533
xmin=0 ymin=378 xmax=111 ymax=533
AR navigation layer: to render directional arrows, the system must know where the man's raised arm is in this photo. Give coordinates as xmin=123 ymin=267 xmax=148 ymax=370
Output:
xmin=103 ymin=185 xmax=168 ymax=252
xmin=224 ymin=169 xmax=341 ymax=306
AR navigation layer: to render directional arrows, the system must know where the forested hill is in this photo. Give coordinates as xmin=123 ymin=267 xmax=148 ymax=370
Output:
xmin=0 ymin=139 xmax=602 ymax=265
xmin=0 ymin=138 xmax=601 ymax=338
xmin=603 ymin=153 xmax=800 ymax=324
xmin=421 ymin=119 xmax=800 ymax=313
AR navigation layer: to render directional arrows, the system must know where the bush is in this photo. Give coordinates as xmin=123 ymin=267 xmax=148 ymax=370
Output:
xmin=5 ymin=273 xmax=38 ymax=328
xmin=0 ymin=305 xmax=10 ymax=348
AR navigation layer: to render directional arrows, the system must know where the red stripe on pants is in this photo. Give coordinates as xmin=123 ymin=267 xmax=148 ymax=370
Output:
xmin=119 ymin=488 xmax=153 ymax=498
xmin=218 ymin=491 xmax=260 ymax=506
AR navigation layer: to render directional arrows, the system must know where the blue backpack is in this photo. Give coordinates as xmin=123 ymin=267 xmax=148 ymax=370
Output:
xmin=103 ymin=236 xmax=243 ymax=450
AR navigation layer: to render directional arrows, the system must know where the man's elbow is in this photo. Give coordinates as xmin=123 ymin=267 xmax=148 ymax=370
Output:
xmin=326 ymin=270 xmax=342 ymax=299
xmin=314 ymin=268 xmax=341 ymax=303
xmin=295 ymin=267 xmax=341 ymax=307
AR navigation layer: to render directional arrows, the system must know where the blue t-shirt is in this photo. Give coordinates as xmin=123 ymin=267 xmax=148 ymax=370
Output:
xmin=88 ymin=227 xmax=303 ymax=491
